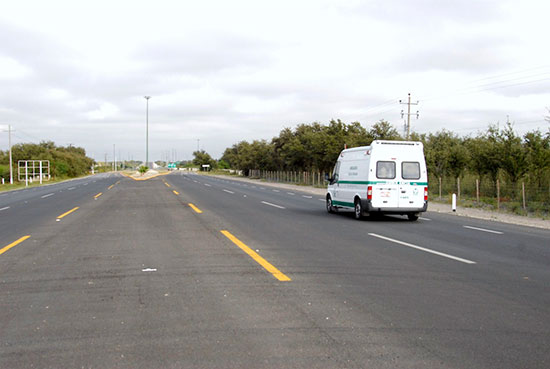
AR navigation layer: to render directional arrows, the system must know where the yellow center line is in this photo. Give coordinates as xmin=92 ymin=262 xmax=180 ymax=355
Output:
xmin=0 ymin=235 xmax=31 ymax=256
xmin=188 ymin=203 xmax=203 ymax=214
xmin=173 ymin=190 xmax=180 ymax=195
xmin=57 ymin=206 xmax=79 ymax=219
xmin=94 ymin=192 xmax=103 ymax=199
xmin=164 ymin=182 xmax=171 ymax=188
xmin=220 ymin=230 xmax=291 ymax=282
xmin=108 ymin=184 xmax=114 ymax=190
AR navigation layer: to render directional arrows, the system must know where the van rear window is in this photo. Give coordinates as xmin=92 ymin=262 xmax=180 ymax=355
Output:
xmin=376 ymin=161 xmax=395 ymax=179
xmin=402 ymin=162 xmax=420 ymax=179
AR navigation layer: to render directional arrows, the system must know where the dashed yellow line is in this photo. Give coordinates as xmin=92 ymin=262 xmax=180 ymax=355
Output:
xmin=57 ymin=207 xmax=79 ymax=220
xmin=108 ymin=184 xmax=114 ymax=190
xmin=173 ymin=190 xmax=179 ymax=195
xmin=0 ymin=235 xmax=31 ymax=256
xmin=94 ymin=192 xmax=103 ymax=199
xmin=165 ymin=182 xmax=171 ymax=188
xmin=188 ymin=203 xmax=203 ymax=214
xmin=220 ymin=230 xmax=291 ymax=282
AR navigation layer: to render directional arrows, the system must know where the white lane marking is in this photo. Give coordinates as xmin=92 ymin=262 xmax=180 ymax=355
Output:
xmin=83 ymin=183 xmax=89 ymax=186
xmin=142 ymin=268 xmax=157 ymax=272
xmin=204 ymin=183 xmax=211 ymax=187
xmin=272 ymin=190 xmax=280 ymax=193
xmin=0 ymin=206 xmax=10 ymax=211
xmin=41 ymin=193 xmax=54 ymax=198
xmin=261 ymin=201 xmax=286 ymax=209
xmin=287 ymin=192 xmax=295 ymax=195
xmin=193 ymin=180 xmax=198 ymax=183
xmin=419 ymin=217 xmax=431 ymax=221
xmin=319 ymin=199 xmax=325 ymax=202
xmin=223 ymin=189 xmax=235 ymax=194
xmin=68 ymin=187 xmax=75 ymax=190
xmin=368 ymin=233 xmax=476 ymax=265
xmin=463 ymin=226 xmax=503 ymax=235
xmin=302 ymin=195 xmax=313 ymax=198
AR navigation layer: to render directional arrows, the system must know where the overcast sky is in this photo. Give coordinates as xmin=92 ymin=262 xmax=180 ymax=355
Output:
xmin=1 ymin=0 xmax=549 ymax=162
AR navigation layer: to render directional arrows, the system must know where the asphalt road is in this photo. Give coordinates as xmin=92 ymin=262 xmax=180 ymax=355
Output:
xmin=1 ymin=172 xmax=549 ymax=368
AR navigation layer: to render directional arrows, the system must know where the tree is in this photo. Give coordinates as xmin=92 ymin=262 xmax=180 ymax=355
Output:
xmin=369 ymin=120 xmax=401 ymax=140
xmin=524 ymin=129 xmax=550 ymax=187
xmin=192 ymin=150 xmax=217 ymax=170
xmin=498 ymin=123 xmax=528 ymax=185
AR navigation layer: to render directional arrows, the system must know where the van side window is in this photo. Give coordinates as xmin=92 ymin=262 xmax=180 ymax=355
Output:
xmin=332 ymin=162 xmax=341 ymax=182
xmin=376 ymin=161 xmax=395 ymax=179
xmin=402 ymin=162 xmax=420 ymax=180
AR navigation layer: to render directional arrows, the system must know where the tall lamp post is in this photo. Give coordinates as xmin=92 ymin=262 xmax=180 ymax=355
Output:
xmin=144 ymin=96 xmax=151 ymax=168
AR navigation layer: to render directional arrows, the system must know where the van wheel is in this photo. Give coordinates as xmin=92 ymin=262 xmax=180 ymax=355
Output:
xmin=407 ymin=213 xmax=419 ymax=221
xmin=326 ymin=196 xmax=335 ymax=213
xmin=354 ymin=200 xmax=363 ymax=220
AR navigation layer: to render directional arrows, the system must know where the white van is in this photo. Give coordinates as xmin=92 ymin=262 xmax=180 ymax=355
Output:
xmin=326 ymin=140 xmax=428 ymax=221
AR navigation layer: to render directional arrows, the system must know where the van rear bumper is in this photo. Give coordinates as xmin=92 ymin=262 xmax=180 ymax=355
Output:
xmin=362 ymin=199 xmax=428 ymax=214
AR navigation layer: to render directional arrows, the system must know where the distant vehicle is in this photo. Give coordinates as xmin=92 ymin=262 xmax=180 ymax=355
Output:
xmin=326 ymin=140 xmax=428 ymax=221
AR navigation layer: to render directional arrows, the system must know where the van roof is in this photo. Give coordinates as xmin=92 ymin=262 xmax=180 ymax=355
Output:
xmin=342 ymin=140 xmax=423 ymax=154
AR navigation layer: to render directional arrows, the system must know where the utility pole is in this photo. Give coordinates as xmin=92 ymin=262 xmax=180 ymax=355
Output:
xmin=144 ymin=96 xmax=151 ymax=168
xmin=1 ymin=125 xmax=14 ymax=184
xmin=8 ymin=125 xmax=13 ymax=184
xmin=399 ymin=93 xmax=419 ymax=140
xmin=113 ymin=144 xmax=116 ymax=172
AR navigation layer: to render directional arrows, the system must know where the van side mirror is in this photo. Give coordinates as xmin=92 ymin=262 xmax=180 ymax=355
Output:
xmin=324 ymin=173 xmax=330 ymax=182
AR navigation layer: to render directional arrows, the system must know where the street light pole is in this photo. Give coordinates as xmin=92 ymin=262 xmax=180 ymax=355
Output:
xmin=8 ymin=125 xmax=13 ymax=184
xmin=144 ymin=96 xmax=151 ymax=168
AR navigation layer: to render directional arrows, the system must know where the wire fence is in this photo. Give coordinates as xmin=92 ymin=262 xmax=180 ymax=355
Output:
xmin=248 ymin=170 xmax=328 ymax=188
xmin=430 ymin=175 xmax=550 ymax=217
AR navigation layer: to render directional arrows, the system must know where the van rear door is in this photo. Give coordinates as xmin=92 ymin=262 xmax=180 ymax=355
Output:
xmin=370 ymin=160 xmax=399 ymax=209
xmin=398 ymin=161 xmax=425 ymax=208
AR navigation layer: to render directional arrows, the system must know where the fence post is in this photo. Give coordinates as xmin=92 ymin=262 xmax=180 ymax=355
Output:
xmin=439 ymin=177 xmax=442 ymax=201
xmin=457 ymin=177 xmax=461 ymax=203
xmin=476 ymin=179 xmax=479 ymax=204
xmin=497 ymin=179 xmax=500 ymax=210
xmin=522 ymin=181 xmax=526 ymax=211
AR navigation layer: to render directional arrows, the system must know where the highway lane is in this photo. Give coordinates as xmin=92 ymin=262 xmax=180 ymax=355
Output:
xmin=0 ymin=173 xmax=121 ymax=242
xmin=1 ymin=172 xmax=549 ymax=368
xmin=165 ymin=172 xmax=550 ymax=368
xmin=3 ymin=176 xmax=412 ymax=368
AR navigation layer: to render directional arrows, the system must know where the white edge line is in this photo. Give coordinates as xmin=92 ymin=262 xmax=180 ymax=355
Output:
xmin=204 ymin=183 xmax=211 ymax=187
xmin=302 ymin=195 xmax=313 ymax=198
xmin=41 ymin=193 xmax=54 ymax=198
xmin=463 ymin=225 xmax=503 ymax=235
xmin=419 ymin=217 xmax=431 ymax=221
xmin=272 ymin=190 xmax=280 ymax=192
xmin=0 ymin=206 xmax=9 ymax=211
xmin=368 ymin=233 xmax=476 ymax=265
xmin=223 ymin=189 xmax=235 ymax=194
xmin=261 ymin=201 xmax=286 ymax=209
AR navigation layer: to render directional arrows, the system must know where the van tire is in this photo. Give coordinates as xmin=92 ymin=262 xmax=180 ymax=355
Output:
xmin=326 ymin=196 xmax=335 ymax=213
xmin=354 ymin=199 xmax=363 ymax=220
xmin=407 ymin=213 xmax=419 ymax=221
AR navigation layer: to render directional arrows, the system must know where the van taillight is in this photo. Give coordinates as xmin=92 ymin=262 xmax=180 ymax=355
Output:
xmin=424 ymin=187 xmax=428 ymax=201
xmin=367 ymin=186 xmax=372 ymax=200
